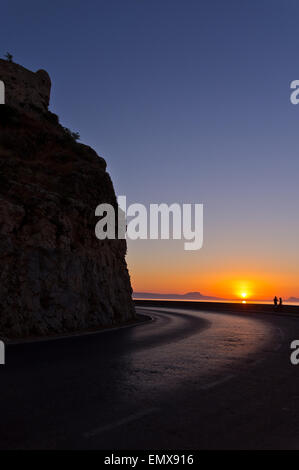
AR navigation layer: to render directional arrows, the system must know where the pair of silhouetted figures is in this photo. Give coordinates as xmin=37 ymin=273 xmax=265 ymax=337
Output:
xmin=273 ymin=296 xmax=283 ymax=308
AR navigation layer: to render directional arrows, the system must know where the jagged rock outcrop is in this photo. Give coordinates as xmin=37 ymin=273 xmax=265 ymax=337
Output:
xmin=0 ymin=60 xmax=135 ymax=338
xmin=0 ymin=59 xmax=51 ymax=115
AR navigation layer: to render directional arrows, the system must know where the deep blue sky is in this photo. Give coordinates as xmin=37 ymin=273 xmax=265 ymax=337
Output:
xmin=2 ymin=0 xmax=299 ymax=297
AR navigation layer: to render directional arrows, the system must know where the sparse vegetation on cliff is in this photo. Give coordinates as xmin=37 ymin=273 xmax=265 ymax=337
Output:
xmin=63 ymin=127 xmax=80 ymax=141
xmin=4 ymin=52 xmax=13 ymax=62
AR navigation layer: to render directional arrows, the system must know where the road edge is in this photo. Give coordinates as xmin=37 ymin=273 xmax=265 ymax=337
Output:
xmin=5 ymin=312 xmax=154 ymax=346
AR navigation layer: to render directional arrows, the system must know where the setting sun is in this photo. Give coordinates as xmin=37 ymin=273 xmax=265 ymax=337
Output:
xmin=241 ymin=292 xmax=247 ymax=299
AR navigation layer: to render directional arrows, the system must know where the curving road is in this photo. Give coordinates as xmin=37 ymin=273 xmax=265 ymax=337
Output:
xmin=1 ymin=306 xmax=299 ymax=449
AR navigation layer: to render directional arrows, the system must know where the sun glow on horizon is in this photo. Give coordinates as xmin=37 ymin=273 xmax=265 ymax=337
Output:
xmin=129 ymin=259 xmax=292 ymax=300
xmin=233 ymin=280 xmax=255 ymax=300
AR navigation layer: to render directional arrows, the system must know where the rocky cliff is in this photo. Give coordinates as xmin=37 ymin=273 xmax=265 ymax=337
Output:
xmin=0 ymin=59 xmax=135 ymax=338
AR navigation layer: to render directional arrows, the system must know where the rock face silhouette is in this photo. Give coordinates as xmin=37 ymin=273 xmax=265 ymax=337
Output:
xmin=0 ymin=59 xmax=135 ymax=338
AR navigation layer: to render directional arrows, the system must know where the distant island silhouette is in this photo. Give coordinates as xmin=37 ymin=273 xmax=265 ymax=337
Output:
xmin=134 ymin=293 xmax=299 ymax=303
xmin=133 ymin=291 xmax=224 ymax=301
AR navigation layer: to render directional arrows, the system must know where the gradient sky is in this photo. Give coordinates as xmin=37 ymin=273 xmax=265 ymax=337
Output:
xmin=2 ymin=0 xmax=299 ymax=299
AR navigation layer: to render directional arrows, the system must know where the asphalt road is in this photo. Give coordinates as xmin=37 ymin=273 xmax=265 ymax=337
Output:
xmin=1 ymin=306 xmax=299 ymax=449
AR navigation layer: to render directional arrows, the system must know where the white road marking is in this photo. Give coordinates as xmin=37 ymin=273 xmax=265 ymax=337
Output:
xmin=199 ymin=374 xmax=235 ymax=390
xmin=84 ymin=407 xmax=159 ymax=438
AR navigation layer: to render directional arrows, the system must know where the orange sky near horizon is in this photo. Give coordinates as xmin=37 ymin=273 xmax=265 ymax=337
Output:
xmin=129 ymin=268 xmax=297 ymax=300
xmin=127 ymin=239 xmax=299 ymax=300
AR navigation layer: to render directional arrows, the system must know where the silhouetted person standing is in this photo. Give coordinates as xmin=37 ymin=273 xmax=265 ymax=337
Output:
xmin=274 ymin=296 xmax=278 ymax=308
xmin=279 ymin=297 xmax=283 ymax=309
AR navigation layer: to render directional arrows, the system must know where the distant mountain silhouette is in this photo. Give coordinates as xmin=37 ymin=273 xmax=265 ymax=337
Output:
xmin=287 ymin=297 xmax=299 ymax=303
xmin=133 ymin=291 xmax=224 ymax=300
